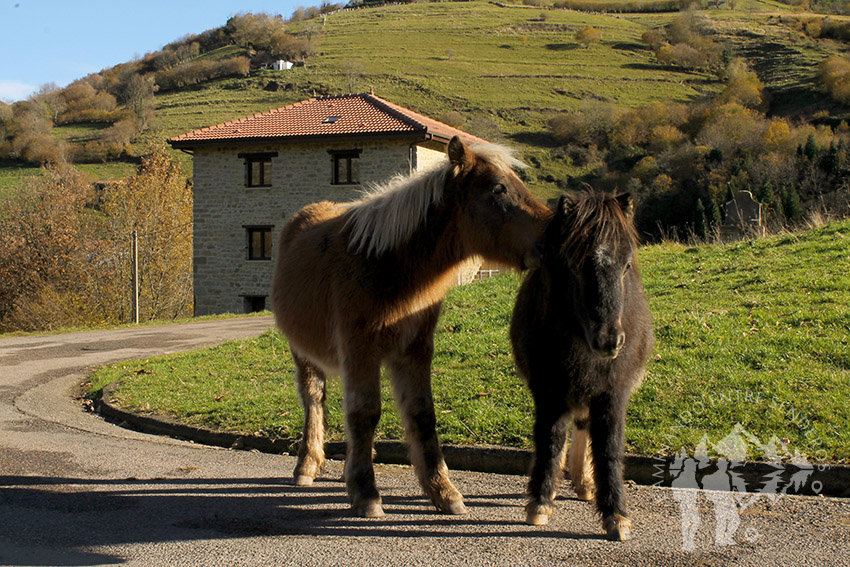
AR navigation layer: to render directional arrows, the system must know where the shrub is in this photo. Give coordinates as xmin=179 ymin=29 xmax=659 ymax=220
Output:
xmin=719 ymin=58 xmax=765 ymax=109
xmin=817 ymin=55 xmax=850 ymax=104
xmin=641 ymin=29 xmax=665 ymax=51
xmin=548 ymin=112 xmax=588 ymax=145
xmin=575 ymin=26 xmax=601 ymax=48
xmin=438 ymin=111 xmax=466 ymax=128
xmin=656 ymin=43 xmax=707 ymax=69
xmin=155 ymin=57 xmax=250 ymax=91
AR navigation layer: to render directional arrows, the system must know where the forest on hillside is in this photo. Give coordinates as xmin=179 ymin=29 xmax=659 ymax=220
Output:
xmin=0 ymin=12 xmax=328 ymax=166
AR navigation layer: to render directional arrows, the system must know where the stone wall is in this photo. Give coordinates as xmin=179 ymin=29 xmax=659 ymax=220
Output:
xmin=193 ymin=139 xmax=451 ymax=315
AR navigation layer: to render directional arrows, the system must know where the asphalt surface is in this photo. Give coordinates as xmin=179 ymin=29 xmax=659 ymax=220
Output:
xmin=1 ymin=317 xmax=848 ymax=566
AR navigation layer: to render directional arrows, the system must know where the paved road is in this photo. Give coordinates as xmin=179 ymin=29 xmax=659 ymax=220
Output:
xmin=1 ymin=318 xmax=848 ymax=566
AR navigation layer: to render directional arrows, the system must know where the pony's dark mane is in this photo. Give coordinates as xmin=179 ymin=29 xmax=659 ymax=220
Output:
xmin=556 ymin=192 xmax=639 ymax=267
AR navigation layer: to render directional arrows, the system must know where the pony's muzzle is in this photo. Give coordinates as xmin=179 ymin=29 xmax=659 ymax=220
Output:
xmin=592 ymin=327 xmax=626 ymax=360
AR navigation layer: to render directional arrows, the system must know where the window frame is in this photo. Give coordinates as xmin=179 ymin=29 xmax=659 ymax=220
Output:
xmin=238 ymin=152 xmax=278 ymax=188
xmin=244 ymin=225 xmax=274 ymax=261
xmin=329 ymin=149 xmax=362 ymax=186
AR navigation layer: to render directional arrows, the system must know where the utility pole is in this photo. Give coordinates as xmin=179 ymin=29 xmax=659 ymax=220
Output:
xmin=131 ymin=230 xmax=139 ymax=324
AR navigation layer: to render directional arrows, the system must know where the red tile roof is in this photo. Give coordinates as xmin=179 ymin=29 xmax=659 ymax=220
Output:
xmin=168 ymin=93 xmax=486 ymax=148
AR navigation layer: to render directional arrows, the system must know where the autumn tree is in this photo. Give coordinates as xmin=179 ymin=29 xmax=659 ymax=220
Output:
xmin=818 ymin=55 xmax=850 ymax=104
xmin=0 ymin=166 xmax=102 ymax=331
xmin=100 ymin=147 xmax=193 ymax=322
xmin=575 ymin=26 xmax=601 ymax=48
xmin=4 ymin=101 xmax=64 ymax=165
xmin=719 ymin=58 xmax=765 ymax=109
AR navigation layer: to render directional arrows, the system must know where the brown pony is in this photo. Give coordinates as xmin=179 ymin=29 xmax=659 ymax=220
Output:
xmin=272 ymin=136 xmax=549 ymax=518
xmin=510 ymin=192 xmax=654 ymax=541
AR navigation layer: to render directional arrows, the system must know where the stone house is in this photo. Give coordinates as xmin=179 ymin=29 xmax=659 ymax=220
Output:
xmin=168 ymin=93 xmax=486 ymax=316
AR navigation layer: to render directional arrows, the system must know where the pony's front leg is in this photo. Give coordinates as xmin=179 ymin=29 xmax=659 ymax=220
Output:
xmin=526 ymin=401 xmax=570 ymax=526
xmin=342 ymin=363 xmax=384 ymax=518
xmin=388 ymin=351 xmax=466 ymax=515
xmin=588 ymin=393 xmax=632 ymax=541
xmin=292 ymin=353 xmax=327 ymax=486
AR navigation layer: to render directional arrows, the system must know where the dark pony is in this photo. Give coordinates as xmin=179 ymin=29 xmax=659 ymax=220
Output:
xmin=272 ymin=136 xmax=549 ymax=518
xmin=510 ymin=191 xmax=654 ymax=541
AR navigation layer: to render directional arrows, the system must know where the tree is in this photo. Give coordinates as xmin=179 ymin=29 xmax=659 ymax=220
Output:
xmin=0 ymin=165 xmax=102 ymax=330
xmin=804 ymin=133 xmax=818 ymax=160
xmin=720 ymin=58 xmax=765 ymax=109
xmin=100 ymin=147 xmax=193 ymax=321
xmin=704 ymin=194 xmax=722 ymax=229
xmin=693 ymin=198 xmax=708 ymax=241
xmin=641 ymin=29 xmax=665 ymax=51
xmin=817 ymin=55 xmax=850 ymax=104
xmin=342 ymin=58 xmax=365 ymax=94
xmin=120 ymin=73 xmax=157 ymax=131
xmin=782 ymin=186 xmax=803 ymax=224
xmin=575 ymin=26 xmax=601 ymax=48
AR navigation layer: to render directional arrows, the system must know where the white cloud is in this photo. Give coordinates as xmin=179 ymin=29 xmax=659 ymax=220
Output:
xmin=0 ymin=81 xmax=38 ymax=103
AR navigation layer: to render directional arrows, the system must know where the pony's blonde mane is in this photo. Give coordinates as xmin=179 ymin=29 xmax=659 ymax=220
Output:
xmin=465 ymin=142 xmax=526 ymax=173
xmin=345 ymin=143 xmax=524 ymax=257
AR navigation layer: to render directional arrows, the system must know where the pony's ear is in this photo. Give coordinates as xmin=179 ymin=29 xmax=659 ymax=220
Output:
xmin=557 ymin=193 xmax=576 ymax=216
xmin=448 ymin=136 xmax=472 ymax=169
xmin=556 ymin=194 xmax=568 ymax=215
xmin=616 ymin=192 xmax=635 ymax=218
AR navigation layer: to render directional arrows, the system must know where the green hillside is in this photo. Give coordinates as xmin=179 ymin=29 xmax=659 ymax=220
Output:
xmin=90 ymin=217 xmax=850 ymax=462
xmin=2 ymin=1 xmax=843 ymax=192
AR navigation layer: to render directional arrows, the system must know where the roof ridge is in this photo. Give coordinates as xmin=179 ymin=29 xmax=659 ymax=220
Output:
xmin=361 ymin=93 xmax=427 ymax=133
xmin=368 ymin=94 xmax=487 ymax=145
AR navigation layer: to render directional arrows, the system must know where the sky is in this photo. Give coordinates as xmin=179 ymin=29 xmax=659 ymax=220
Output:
xmin=0 ymin=0 xmax=304 ymax=102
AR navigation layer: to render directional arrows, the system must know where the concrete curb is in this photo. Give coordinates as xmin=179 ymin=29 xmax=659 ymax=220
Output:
xmin=98 ymin=381 xmax=850 ymax=498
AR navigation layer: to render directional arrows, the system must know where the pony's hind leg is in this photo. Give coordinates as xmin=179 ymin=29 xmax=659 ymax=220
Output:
xmin=526 ymin=404 xmax=570 ymax=526
xmin=342 ymin=362 xmax=384 ymax=518
xmin=388 ymin=348 xmax=467 ymax=515
xmin=292 ymin=352 xmax=327 ymax=487
xmin=568 ymin=415 xmax=596 ymax=502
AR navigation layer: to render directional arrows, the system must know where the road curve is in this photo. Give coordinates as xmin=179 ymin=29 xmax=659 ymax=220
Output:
xmin=1 ymin=317 xmax=848 ymax=566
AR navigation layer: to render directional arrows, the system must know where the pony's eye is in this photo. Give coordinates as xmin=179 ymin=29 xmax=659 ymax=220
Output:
xmin=624 ymin=262 xmax=633 ymax=273
xmin=492 ymin=184 xmax=507 ymax=195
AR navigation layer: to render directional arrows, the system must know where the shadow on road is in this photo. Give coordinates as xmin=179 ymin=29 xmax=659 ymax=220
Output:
xmin=0 ymin=475 xmax=599 ymax=566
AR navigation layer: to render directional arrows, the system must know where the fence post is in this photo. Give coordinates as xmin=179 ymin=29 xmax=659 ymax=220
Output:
xmin=131 ymin=230 xmax=139 ymax=324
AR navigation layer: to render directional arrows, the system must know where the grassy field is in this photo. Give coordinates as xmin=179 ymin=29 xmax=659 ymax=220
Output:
xmin=120 ymin=1 xmax=841 ymax=195
xmin=90 ymin=219 xmax=850 ymax=463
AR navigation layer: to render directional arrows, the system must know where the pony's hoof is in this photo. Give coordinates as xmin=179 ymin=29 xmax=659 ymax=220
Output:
xmin=354 ymin=501 xmax=385 ymax=518
xmin=603 ymin=515 xmax=632 ymax=541
xmin=444 ymin=501 xmax=468 ymax=515
xmin=575 ymin=488 xmax=595 ymax=502
xmin=293 ymin=475 xmax=314 ymax=487
xmin=526 ymin=511 xmax=550 ymax=526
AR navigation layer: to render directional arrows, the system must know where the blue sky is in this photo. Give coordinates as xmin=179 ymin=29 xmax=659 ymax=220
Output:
xmin=0 ymin=0 xmax=304 ymax=102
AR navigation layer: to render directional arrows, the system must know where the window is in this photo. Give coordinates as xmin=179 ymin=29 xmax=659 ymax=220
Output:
xmin=245 ymin=226 xmax=273 ymax=261
xmin=329 ymin=149 xmax=361 ymax=185
xmin=238 ymin=152 xmax=278 ymax=187
xmin=243 ymin=295 xmax=267 ymax=313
